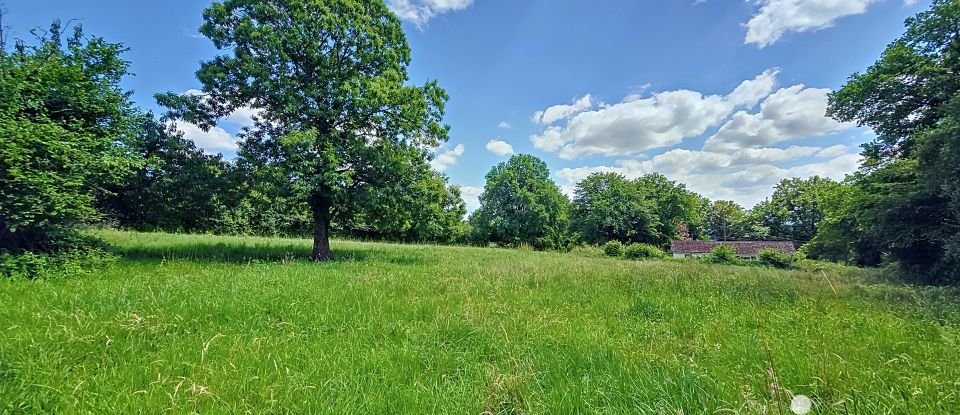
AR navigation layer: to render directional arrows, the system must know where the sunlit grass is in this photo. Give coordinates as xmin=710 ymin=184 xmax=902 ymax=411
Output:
xmin=1 ymin=230 xmax=958 ymax=414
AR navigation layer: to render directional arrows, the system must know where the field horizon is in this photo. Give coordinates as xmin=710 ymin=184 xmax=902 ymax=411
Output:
xmin=1 ymin=230 xmax=958 ymax=414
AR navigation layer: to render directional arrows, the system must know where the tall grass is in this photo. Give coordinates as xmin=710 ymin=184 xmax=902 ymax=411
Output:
xmin=0 ymin=230 xmax=958 ymax=414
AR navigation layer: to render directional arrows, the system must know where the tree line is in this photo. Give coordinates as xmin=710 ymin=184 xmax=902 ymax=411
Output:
xmin=2 ymin=0 xmax=958 ymax=284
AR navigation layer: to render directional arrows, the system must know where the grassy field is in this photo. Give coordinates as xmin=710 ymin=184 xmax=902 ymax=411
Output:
xmin=1 ymin=230 xmax=959 ymax=414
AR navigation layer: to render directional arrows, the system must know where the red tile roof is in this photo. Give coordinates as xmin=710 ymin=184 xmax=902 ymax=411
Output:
xmin=670 ymin=240 xmax=795 ymax=256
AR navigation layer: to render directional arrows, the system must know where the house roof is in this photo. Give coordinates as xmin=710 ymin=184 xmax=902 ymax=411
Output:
xmin=670 ymin=240 xmax=795 ymax=256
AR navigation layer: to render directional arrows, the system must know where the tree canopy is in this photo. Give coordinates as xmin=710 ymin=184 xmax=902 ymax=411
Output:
xmin=470 ymin=154 xmax=570 ymax=250
xmin=0 ymin=21 xmax=140 ymax=252
xmin=572 ymin=173 xmax=659 ymax=245
xmin=823 ymin=0 xmax=960 ymax=283
xmin=158 ymin=0 xmax=449 ymax=260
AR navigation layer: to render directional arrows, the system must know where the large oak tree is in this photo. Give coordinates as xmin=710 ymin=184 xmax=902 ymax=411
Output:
xmin=159 ymin=0 xmax=449 ymax=260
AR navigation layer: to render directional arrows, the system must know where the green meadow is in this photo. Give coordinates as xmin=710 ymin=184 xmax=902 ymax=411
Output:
xmin=1 ymin=230 xmax=958 ymax=414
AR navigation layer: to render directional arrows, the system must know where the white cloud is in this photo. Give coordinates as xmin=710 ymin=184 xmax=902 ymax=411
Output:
xmin=529 ymin=70 xmax=781 ymax=159
xmin=224 ymin=106 xmax=261 ymax=127
xmin=182 ymin=89 xmax=260 ymax=127
xmin=704 ymin=84 xmax=851 ymax=151
xmin=727 ymin=68 xmax=780 ymax=108
xmin=745 ymin=0 xmax=887 ymax=48
xmin=430 ymin=144 xmax=465 ymax=171
xmin=530 ymin=126 xmax=567 ymax=153
xmin=532 ymin=94 xmax=593 ymax=125
xmin=459 ymin=185 xmax=484 ymax=212
xmin=539 ymin=69 xmax=862 ymax=207
xmin=556 ymin=151 xmax=861 ymax=208
xmin=816 ymin=144 xmax=850 ymax=158
xmin=171 ymin=121 xmax=238 ymax=154
xmin=498 ymin=121 xmax=511 ymax=129
xmin=485 ymin=139 xmax=514 ymax=156
xmin=388 ymin=0 xmax=474 ymax=26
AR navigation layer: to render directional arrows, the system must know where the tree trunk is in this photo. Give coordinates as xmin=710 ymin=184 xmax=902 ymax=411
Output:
xmin=310 ymin=192 xmax=333 ymax=261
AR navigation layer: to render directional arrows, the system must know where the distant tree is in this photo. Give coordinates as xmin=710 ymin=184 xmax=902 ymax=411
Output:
xmin=572 ymin=173 xmax=659 ymax=245
xmin=634 ymin=173 xmax=710 ymax=243
xmin=0 ymin=21 xmax=140 ymax=252
xmin=741 ymin=206 xmax=772 ymax=241
xmin=100 ymin=115 xmax=232 ymax=233
xmin=804 ymin=180 xmax=884 ymax=265
xmin=707 ymin=200 xmax=747 ymax=241
xmin=750 ymin=199 xmax=788 ymax=240
xmin=341 ymin=161 xmax=467 ymax=243
xmin=159 ymin=0 xmax=449 ymax=261
xmin=756 ymin=177 xmax=840 ymax=243
xmin=825 ymin=0 xmax=960 ymax=282
xmin=470 ymin=154 xmax=570 ymax=249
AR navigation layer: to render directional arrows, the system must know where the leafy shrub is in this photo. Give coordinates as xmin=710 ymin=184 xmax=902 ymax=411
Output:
xmin=603 ymin=240 xmax=625 ymax=257
xmin=0 ymin=252 xmax=50 ymax=279
xmin=0 ymin=249 xmax=116 ymax=279
xmin=706 ymin=244 xmax=739 ymax=265
xmin=624 ymin=243 xmax=666 ymax=260
xmin=757 ymin=248 xmax=796 ymax=269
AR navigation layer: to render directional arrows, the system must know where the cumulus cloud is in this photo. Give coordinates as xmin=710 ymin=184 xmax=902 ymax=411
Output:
xmin=556 ymin=150 xmax=861 ymax=207
xmin=388 ymin=0 xmax=474 ymax=26
xmin=224 ymin=106 xmax=261 ymax=127
xmin=532 ymin=94 xmax=593 ymax=125
xmin=171 ymin=121 xmax=239 ymax=154
xmin=538 ymin=69 xmax=862 ymax=207
xmin=704 ymin=84 xmax=851 ymax=151
xmin=816 ymin=144 xmax=850 ymax=158
xmin=182 ymin=89 xmax=260 ymax=127
xmin=498 ymin=121 xmax=511 ymax=129
xmin=743 ymin=0 xmax=912 ymax=48
xmin=529 ymin=70 xmax=781 ymax=159
xmin=174 ymin=89 xmax=262 ymax=154
xmin=458 ymin=185 xmax=484 ymax=212
xmin=430 ymin=144 xmax=465 ymax=171
xmin=485 ymin=139 xmax=514 ymax=156
xmin=727 ymin=68 xmax=780 ymax=108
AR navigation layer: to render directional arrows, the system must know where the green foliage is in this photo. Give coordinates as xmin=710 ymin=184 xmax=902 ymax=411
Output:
xmin=757 ymin=248 xmax=796 ymax=269
xmin=572 ymin=172 xmax=708 ymax=248
xmin=573 ymin=173 xmax=659 ymax=245
xmin=756 ymin=177 xmax=841 ymax=244
xmin=470 ymin=154 xmax=570 ymax=250
xmin=823 ymin=0 xmax=960 ymax=284
xmin=624 ymin=243 xmax=666 ymax=260
xmin=0 ymin=21 xmax=141 ymax=253
xmin=707 ymin=200 xmax=764 ymax=241
xmin=603 ymin=240 xmax=624 ymax=257
xmin=339 ymin=162 xmax=468 ymax=244
xmin=0 ymin=252 xmax=49 ymax=279
xmin=99 ymin=115 xmax=233 ymax=233
xmin=157 ymin=0 xmax=449 ymax=260
xmin=633 ymin=173 xmax=710 ymax=243
xmin=705 ymin=244 xmax=739 ymax=265
xmin=0 ymin=248 xmax=115 ymax=279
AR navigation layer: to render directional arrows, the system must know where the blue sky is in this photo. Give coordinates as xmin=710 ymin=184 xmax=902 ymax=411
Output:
xmin=5 ymin=0 xmax=929 ymax=209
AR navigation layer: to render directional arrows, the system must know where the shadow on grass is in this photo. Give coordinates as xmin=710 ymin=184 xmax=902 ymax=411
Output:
xmin=110 ymin=241 xmax=433 ymax=266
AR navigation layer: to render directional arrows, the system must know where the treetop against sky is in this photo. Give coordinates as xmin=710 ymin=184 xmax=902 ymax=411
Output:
xmin=3 ymin=0 xmax=929 ymax=208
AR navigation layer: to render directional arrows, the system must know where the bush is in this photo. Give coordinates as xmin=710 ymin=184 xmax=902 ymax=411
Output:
xmin=706 ymin=244 xmax=739 ymax=265
xmin=757 ymin=248 xmax=796 ymax=269
xmin=0 ymin=248 xmax=116 ymax=280
xmin=624 ymin=243 xmax=666 ymax=260
xmin=0 ymin=252 xmax=50 ymax=279
xmin=603 ymin=240 xmax=625 ymax=257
